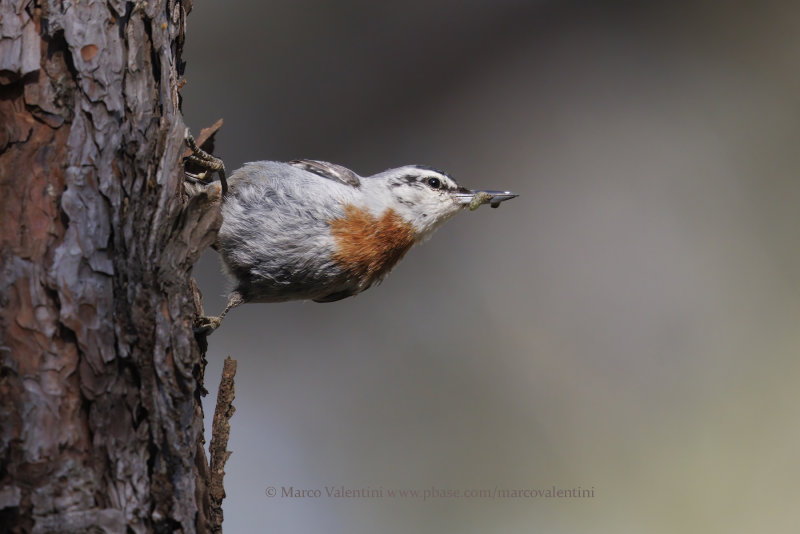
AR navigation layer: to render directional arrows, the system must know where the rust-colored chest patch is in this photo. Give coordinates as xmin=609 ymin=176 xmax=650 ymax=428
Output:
xmin=329 ymin=204 xmax=416 ymax=284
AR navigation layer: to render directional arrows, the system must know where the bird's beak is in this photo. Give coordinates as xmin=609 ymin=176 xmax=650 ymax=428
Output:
xmin=455 ymin=189 xmax=519 ymax=210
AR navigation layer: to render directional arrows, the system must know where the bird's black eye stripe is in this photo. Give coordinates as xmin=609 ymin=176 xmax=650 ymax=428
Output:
xmin=427 ymin=177 xmax=441 ymax=189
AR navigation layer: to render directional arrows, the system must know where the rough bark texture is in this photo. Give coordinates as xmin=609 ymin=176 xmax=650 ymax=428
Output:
xmin=0 ymin=0 xmax=223 ymax=532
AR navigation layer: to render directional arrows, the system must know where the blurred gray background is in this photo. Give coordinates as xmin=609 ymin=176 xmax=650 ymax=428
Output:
xmin=183 ymin=1 xmax=800 ymax=532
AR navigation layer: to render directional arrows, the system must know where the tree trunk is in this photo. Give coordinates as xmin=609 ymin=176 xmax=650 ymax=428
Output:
xmin=0 ymin=0 xmax=222 ymax=532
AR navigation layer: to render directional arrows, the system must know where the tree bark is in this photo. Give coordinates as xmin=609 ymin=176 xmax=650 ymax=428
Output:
xmin=0 ymin=0 xmax=222 ymax=532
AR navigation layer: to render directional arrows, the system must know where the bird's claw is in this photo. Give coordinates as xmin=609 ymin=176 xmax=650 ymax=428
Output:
xmin=194 ymin=315 xmax=222 ymax=335
xmin=184 ymin=129 xmax=228 ymax=195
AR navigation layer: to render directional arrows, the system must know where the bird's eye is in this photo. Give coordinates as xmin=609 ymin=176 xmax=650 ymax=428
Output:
xmin=427 ymin=177 xmax=441 ymax=189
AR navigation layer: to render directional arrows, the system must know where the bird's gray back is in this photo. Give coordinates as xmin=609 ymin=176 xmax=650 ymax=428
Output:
xmin=218 ymin=161 xmax=361 ymax=302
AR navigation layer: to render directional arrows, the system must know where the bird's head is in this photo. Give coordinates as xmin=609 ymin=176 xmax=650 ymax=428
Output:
xmin=363 ymin=165 xmax=517 ymax=240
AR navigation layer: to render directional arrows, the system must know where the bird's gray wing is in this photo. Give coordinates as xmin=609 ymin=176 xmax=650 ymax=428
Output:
xmin=288 ymin=159 xmax=360 ymax=187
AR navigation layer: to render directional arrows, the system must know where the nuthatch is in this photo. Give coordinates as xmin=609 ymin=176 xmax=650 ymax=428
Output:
xmin=184 ymin=135 xmax=517 ymax=332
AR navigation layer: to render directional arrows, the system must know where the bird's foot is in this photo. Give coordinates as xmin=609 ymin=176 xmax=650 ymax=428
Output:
xmin=193 ymin=293 xmax=244 ymax=335
xmin=184 ymin=128 xmax=228 ymax=195
xmin=194 ymin=315 xmax=223 ymax=335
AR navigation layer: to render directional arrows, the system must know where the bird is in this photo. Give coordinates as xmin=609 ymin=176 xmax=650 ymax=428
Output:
xmin=184 ymin=135 xmax=517 ymax=332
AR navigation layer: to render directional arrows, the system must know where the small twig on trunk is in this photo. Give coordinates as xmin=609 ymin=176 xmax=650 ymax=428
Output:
xmin=209 ymin=356 xmax=237 ymax=533
xmin=182 ymin=118 xmax=224 ymax=158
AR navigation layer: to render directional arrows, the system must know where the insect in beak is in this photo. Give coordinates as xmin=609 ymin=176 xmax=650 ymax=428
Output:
xmin=455 ymin=189 xmax=518 ymax=210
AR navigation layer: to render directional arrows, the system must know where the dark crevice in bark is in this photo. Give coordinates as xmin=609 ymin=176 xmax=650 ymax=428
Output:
xmin=110 ymin=2 xmax=136 ymax=39
xmin=142 ymin=17 xmax=164 ymax=117
xmin=45 ymin=30 xmax=79 ymax=83
xmin=0 ymin=76 xmax=22 ymax=100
